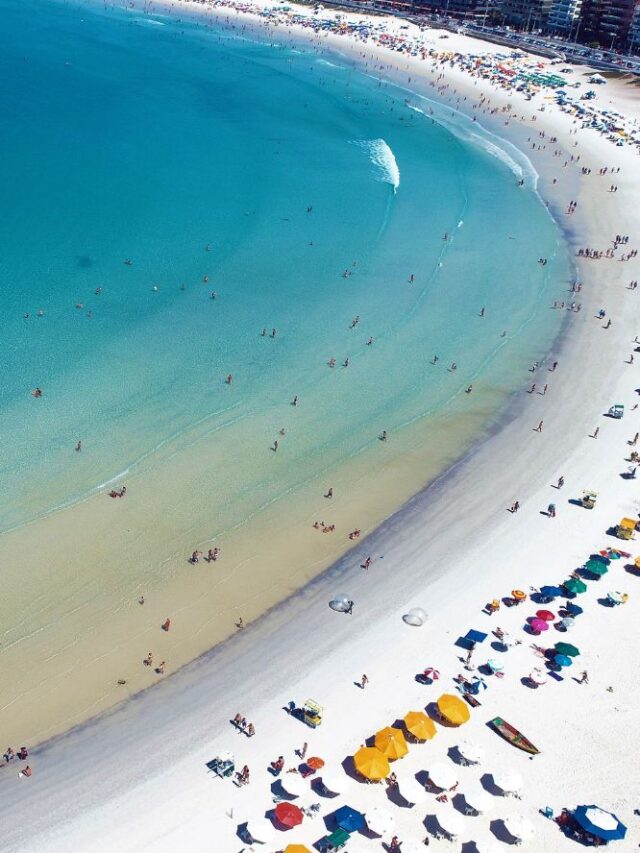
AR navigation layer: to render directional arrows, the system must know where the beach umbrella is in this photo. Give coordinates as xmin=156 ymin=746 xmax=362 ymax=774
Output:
xmin=536 ymin=609 xmax=555 ymax=621
xmin=399 ymin=775 xmax=428 ymax=804
xmin=437 ymin=694 xmax=470 ymax=726
xmin=374 ymin=726 xmax=408 ymax=760
xmin=428 ymin=762 xmax=458 ymax=790
xmin=434 ymin=807 xmax=464 ymax=838
xmin=280 ymin=774 xmax=306 ymax=796
xmin=329 ymin=593 xmax=352 ymax=612
xmin=457 ymin=740 xmax=485 ymax=764
xmin=555 ymin=642 xmax=580 ymax=657
xmin=560 ymin=616 xmax=576 ymax=630
xmin=584 ymin=559 xmax=608 ymax=576
xmin=573 ymin=805 xmax=627 ymax=841
xmin=274 ymin=802 xmax=304 ymax=828
xmin=318 ymin=771 xmax=342 ymax=794
xmin=540 ymin=585 xmax=563 ymax=598
xmin=353 ymin=746 xmax=389 ymax=781
xmin=364 ymin=806 xmax=395 ymax=836
xmin=247 ymin=818 xmax=276 ymax=842
xmin=334 ymin=805 xmax=365 ymax=833
xmin=492 ymin=768 xmax=523 ymax=793
xmin=306 ymin=756 xmax=324 ymax=770
xmin=472 ymin=841 xmax=500 ymax=853
xmin=497 ymin=632 xmax=518 ymax=648
xmin=554 ymin=653 xmax=573 ymax=667
xmin=403 ymin=607 xmax=428 ymax=626
xmin=565 ymin=601 xmax=583 ymax=616
xmin=464 ymin=787 xmax=494 ymax=814
xmin=529 ymin=667 xmax=547 ymax=685
xmin=404 ymin=711 xmax=437 ymax=741
xmin=486 ymin=658 xmax=504 ymax=672
xmin=284 ymin=846 xmax=312 ymax=853
xmin=564 ymin=578 xmax=587 ymax=594
xmin=530 ymin=618 xmax=549 ymax=633
xmin=422 ymin=667 xmax=440 ymax=680
xmin=504 ymin=815 xmax=535 ymax=842
xmin=511 ymin=589 xmax=527 ymax=602
xmin=608 ymin=590 xmax=626 ymax=604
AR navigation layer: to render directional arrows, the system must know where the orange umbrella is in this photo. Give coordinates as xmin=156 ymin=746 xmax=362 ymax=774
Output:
xmin=306 ymin=757 xmax=324 ymax=770
xmin=374 ymin=726 xmax=408 ymax=760
xmin=403 ymin=710 xmax=437 ymax=741
xmin=437 ymin=693 xmax=471 ymax=726
xmin=353 ymin=746 xmax=390 ymax=780
xmin=512 ymin=589 xmax=527 ymax=601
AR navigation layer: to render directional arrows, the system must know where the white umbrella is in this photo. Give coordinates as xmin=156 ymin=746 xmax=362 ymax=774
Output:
xmin=365 ymin=806 xmax=395 ymax=836
xmin=434 ymin=807 xmax=465 ymax=837
xmin=329 ymin=593 xmax=352 ymax=612
xmin=318 ymin=771 xmax=342 ymax=794
xmin=504 ymin=814 xmax=535 ymax=842
xmin=458 ymin=740 xmax=485 ymax=764
xmin=579 ymin=806 xmax=620 ymax=833
xmin=464 ymin=787 xmax=494 ymax=814
xmin=486 ymin=658 xmax=504 ymax=672
xmin=399 ymin=776 xmax=428 ymax=805
xmin=560 ymin=616 xmax=576 ymax=630
xmin=403 ymin=607 xmax=428 ymax=626
xmin=280 ymin=773 xmax=306 ymax=796
xmin=472 ymin=841 xmax=500 ymax=853
xmin=428 ymin=762 xmax=458 ymax=790
xmin=492 ymin=768 xmax=523 ymax=794
xmin=529 ymin=667 xmax=547 ymax=685
xmin=608 ymin=590 xmax=625 ymax=604
xmin=246 ymin=818 xmax=275 ymax=842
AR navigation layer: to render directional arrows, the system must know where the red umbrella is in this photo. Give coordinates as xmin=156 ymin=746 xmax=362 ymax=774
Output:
xmin=536 ymin=609 xmax=555 ymax=621
xmin=274 ymin=802 xmax=304 ymax=828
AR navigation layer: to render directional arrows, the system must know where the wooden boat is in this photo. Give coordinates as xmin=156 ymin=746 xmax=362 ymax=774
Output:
xmin=490 ymin=717 xmax=540 ymax=755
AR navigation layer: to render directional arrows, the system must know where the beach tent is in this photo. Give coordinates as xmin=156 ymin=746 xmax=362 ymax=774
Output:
xmin=555 ymin=642 xmax=580 ymax=657
xmin=403 ymin=711 xmax=437 ymax=741
xmin=437 ymin=694 xmax=470 ymax=725
xmin=374 ymin=726 xmax=408 ymax=760
xmin=492 ymin=768 xmax=523 ymax=793
xmin=427 ymin=762 xmax=458 ymax=790
xmin=247 ymin=818 xmax=276 ymax=842
xmin=353 ymin=746 xmax=389 ymax=781
xmin=275 ymin=802 xmax=304 ymax=828
xmin=457 ymin=740 xmax=485 ymax=764
xmin=504 ymin=815 xmax=535 ymax=842
xmin=463 ymin=786 xmax=494 ymax=814
xmin=573 ymin=805 xmax=627 ymax=841
xmin=364 ymin=806 xmax=395 ymax=836
xmin=403 ymin=607 xmax=428 ymax=626
xmin=334 ymin=805 xmax=366 ymax=833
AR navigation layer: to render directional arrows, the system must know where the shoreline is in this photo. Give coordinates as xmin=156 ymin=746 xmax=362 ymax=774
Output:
xmin=1 ymin=2 xmax=640 ymax=850
xmin=0 ymin=0 xmax=574 ymax=746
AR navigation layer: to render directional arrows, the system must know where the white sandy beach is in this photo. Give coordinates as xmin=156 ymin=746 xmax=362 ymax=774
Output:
xmin=2 ymin=1 xmax=640 ymax=850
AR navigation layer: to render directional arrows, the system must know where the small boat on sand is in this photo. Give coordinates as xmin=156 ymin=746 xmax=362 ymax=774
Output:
xmin=490 ymin=717 xmax=540 ymax=755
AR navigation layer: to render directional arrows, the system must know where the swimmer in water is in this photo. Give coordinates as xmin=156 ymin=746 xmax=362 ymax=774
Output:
xmin=450 ymin=362 xmax=457 ymax=371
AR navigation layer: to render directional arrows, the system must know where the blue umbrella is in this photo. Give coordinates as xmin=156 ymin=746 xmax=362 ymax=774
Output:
xmin=335 ymin=805 xmax=365 ymax=833
xmin=565 ymin=602 xmax=583 ymax=616
xmin=574 ymin=805 xmax=627 ymax=841
xmin=554 ymin=654 xmax=572 ymax=667
xmin=540 ymin=585 xmax=563 ymax=599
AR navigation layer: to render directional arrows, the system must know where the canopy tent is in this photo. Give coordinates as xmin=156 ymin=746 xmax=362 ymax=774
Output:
xmin=274 ymin=802 xmax=304 ymax=828
xmin=504 ymin=815 xmax=535 ymax=842
xmin=573 ymin=805 xmax=627 ymax=841
xmin=437 ymin=694 xmax=470 ymax=726
xmin=555 ymin=642 xmax=580 ymax=657
xmin=247 ymin=818 xmax=276 ymax=843
xmin=364 ymin=806 xmax=395 ymax=836
xmin=404 ymin=711 xmax=437 ymax=741
xmin=353 ymin=746 xmax=389 ymax=781
xmin=464 ymin=786 xmax=495 ymax=814
xmin=492 ymin=768 xmax=523 ymax=793
xmin=457 ymin=740 xmax=485 ymax=764
xmin=334 ymin=805 xmax=365 ymax=833
xmin=374 ymin=726 xmax=408 ymax=760
xmin=427 ymin=762 xmax=458 ymax=790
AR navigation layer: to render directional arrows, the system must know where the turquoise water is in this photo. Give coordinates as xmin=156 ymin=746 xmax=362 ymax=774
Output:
xmin=0 ymin=0 xmax=570 ymax=532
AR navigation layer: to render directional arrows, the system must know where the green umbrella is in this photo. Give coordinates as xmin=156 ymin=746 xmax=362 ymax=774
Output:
xmin=584 ymin=560 xmax=608 ymax=575
xmin=564 ymin=578 xmax=587 ymax=594
xmin=555 ymin=642 xmax=580 ymax=657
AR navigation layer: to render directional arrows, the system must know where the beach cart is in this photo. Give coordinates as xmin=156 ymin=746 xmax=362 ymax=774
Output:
xmin=303 ymin=699 xmax=323 ymax=728
xmin=206 ymin=751 xmax=234 ymax=778
xmin=581 ymin=490 xmax=597 ymax=509
xmin=615 ymin=517 xmax=637 ymax=540
xmin=608 ymin=403 xmax=624 ymax=418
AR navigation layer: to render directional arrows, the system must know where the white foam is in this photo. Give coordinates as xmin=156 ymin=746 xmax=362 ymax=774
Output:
xmin=354 ymin=138 xmax=400 ymax=193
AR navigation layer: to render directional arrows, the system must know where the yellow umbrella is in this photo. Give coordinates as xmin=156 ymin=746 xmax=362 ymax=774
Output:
xmin=353 ymin=746 xmax=390 ymax=780
xmin=284 ymin=846 xmax=312 ymax=853
xmin=374 ymin=726 xmax=408 ymax=759
xmin=437 ymin=693 xmax=470 ymax=726
xmin=403 ymin=710 xmax=437 ymax=741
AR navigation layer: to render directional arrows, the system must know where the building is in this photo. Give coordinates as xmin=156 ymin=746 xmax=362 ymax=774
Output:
xmin=547 ymin=0 xmax=583 ymax=34
xmin=499 ymin=0 xmax=554 ymax=29
xmin=579 ymin=0 xmax=636 ymax=47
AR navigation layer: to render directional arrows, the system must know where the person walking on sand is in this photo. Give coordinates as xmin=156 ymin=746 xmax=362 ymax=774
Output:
xmin=547 ymin=503 xmax=556 ymax=518
xmin=299 ymin=741 xmax=308 ymax=759
xmin=162 ymin=618 xmax=171 ymax=632
xmin=578 ymin=670 xmax=589 ymax=684
xmin=325 ymin=487 xmax=333 ymax=498
xmin=346 ymin=600 xmax=354 ymax=615
xmin=557 ymin=475 xmax=565 ymax=489
xmin=362 ymin=556 xmax=372 ymax=570
xmin=536 ymin=420 xmax=544 ymax=432
xmin=360 ymin=673 xmax=369 ymax=689
xmin=631 ymin=433 xmax=639 ymax=447
xmin=592 ymin=427 xmax=599 ymax=439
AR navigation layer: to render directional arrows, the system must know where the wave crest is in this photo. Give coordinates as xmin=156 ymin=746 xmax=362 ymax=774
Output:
xmin=354 ymin=138 xmax=400 ymax=193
